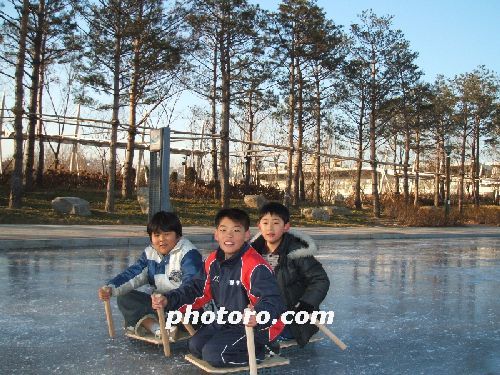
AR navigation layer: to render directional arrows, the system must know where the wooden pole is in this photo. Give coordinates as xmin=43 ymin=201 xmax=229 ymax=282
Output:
xmin=101 ymin=288 xmax=115 ymax=339
xmin=245 ymin=325 xmax=257 ymax=375
xmin=183 ymin=322 xmax=196 ymax=336
xmin=315 ymin=323 xmax=347 ymax=351
xmin=154 ymin=293 xmax=171 ymax=357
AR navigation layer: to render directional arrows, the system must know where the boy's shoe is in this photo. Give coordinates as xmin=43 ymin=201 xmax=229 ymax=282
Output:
xmin=265 ymin=341 xmax=281 ymax=357
xmin=134 ymin=314 xmax=158 ymax=337
xmin=154 ymin=326 xmax=178 ymax=342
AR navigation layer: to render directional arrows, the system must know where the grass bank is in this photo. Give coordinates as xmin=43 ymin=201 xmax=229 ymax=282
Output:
xmin=0 ymin=186 xmax=371 ymax=226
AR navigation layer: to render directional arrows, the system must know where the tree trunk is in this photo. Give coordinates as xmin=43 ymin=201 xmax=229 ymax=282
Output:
xmin=105 ymin=8 xmax=122 ymax=213
xmin=244 ymin=91 xmax=254 ymax=193
xmin=35 ymin=48 xmax=46 ymax=187
xmin=123 ymin=14 xmax=142 ymax=199
xmin=474 ymin=114 xmax=480 ymax=207
xmin=439 ymin=139 xmax=445 ymax=201
xmin=24 ymin=0 xmax=45 ymax=191
xmin=413 ymin=129 xmax=420 ymax=206
xmin=458 ymin=117 xmax=467 ymax=213
xmin=211 ymin=43 xmax=220 ymax=200
xmin=403 ymin=124 xmax=410 ymax=204
xmin=470 ymin=118 xmax=476 ymax=206
xmin=285 ymin=43 xmax=296 ymax=208
xmin=393 ymin=134 xmax=400 ymax=196
xmin=354 ymin=91 xmax=365 ymax=210
xmin=369 ymin=56 xmax=380 ymax=217
xmin=292 ymin=58 xmax=303 ymax=206
xmin=299 ymin=168 xmax=305 ymax=202
xmin=219 ymin=19 xmax=230 ymax=208
xmin=9 ymin=0 xmax=30 ymax=209
xmin=433 ymin=136 xmax=441 ymax=207
xmin=314 ymin=70 xmax=321 ymax=206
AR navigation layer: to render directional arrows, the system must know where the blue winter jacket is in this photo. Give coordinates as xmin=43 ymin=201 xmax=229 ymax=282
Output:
xmin=107 ymin=237 xmax=202 ymax=296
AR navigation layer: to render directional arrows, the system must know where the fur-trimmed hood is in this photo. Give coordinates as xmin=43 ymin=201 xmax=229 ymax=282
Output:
xmin=251 ymin=228 xmax=318 ymax=260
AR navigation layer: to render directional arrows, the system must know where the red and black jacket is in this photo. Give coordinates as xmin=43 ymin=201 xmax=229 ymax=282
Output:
xmin=165 ymin=242 xmax=285 ymax=341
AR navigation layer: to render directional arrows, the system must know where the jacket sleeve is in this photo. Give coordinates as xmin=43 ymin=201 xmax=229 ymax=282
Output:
xmin=294 ymin=256 xmax=330 ymax=308
xmin=249 ymin=264 xmax=286 ymax=328
xmin=165 ymin=258 xmax=212 ymax=312
xmin=107 ymin=250 xmax=148 ymax=296
xmin=180 ymin=249 xmax=203 ymax=285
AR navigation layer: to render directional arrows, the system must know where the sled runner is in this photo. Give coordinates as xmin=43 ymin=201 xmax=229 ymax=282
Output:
xmin=184 ymin=322 xmax=290 ymax=374
xmin=184 ymin=353 xmax=290 ymax=373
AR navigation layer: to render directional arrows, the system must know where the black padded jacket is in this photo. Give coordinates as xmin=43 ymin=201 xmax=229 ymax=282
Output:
xmin=252 ymin=229 xmax=330 ymax=347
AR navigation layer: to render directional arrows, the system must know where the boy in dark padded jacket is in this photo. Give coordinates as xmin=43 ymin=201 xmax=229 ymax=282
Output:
xmin=152 ymin=208 xmax=285 ymax=368
xmin=251 ymin=202 xmax=330 ymax=347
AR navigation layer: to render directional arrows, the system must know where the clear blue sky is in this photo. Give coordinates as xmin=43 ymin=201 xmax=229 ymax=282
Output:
xmin=258 ymin=0 xmax=500 ymax=81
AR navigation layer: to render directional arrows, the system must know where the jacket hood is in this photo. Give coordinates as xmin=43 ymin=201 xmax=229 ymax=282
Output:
xmin=170 ymin=237 xmax=196 ymax=255
xmin=251 ymin=228 xmax=317 ymax=259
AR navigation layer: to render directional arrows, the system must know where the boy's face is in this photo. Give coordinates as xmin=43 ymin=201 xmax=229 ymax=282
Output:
xmin=258 ymin=213 xmax=290 ymax=247
xmin=151 ymin=230 xmax=180 ymax=255
xmin=214 ymin=217 xmax=250 ymax=258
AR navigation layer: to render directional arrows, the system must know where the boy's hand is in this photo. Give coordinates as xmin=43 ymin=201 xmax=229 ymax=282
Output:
xmin=294 ymin=300 xmax=314 ymax=313
xmin=151 ymin=293 xmax=167 ymax=310
xmin=244 ymin=304 xmax=257 ymax=328
xmin=98 ymin=286 xmax=111 ymax=301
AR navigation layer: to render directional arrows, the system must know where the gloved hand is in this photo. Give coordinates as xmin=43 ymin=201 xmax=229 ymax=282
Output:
xmin=293 ymin=300 xmax=315 ymax=313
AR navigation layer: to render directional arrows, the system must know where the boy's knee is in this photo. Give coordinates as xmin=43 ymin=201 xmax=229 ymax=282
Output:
xmin=188 ymin=336 xmax=204 ymax=358
xmin=201 ymin=344 xmax=225 ymax=368
xmin=116 ymin=295 xmax=126 ymax=308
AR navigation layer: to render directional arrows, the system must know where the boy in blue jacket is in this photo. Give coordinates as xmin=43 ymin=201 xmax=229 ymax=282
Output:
xmin=152 ymin=208 xmax=285 ymax=368
xmin=98 ymin=211 xmax=202 ymax=338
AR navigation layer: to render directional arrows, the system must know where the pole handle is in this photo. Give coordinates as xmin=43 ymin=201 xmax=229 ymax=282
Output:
xmin=315 ymin=322 xmax=347 ymax=350
xmin=154 ymin=293 xmax=171 ymax=357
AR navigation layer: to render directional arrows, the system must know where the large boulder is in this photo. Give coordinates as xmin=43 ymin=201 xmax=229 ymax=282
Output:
xmin=310 ymin=208 xmax=330 ymax=221
xmin=302 ymin=207 xmax=330 ymax=221
xmin=51 ymin=197 xmax=91 ymax=216
xmin=137 ymin=187 xmax=149 ymax=214
xmin=301 ymin=207 xmax=313 ymax=217
xmin=330 ymin=205 xmax=353 ymax=216
xmin=244 ymin=194 xmax=268 ymax=209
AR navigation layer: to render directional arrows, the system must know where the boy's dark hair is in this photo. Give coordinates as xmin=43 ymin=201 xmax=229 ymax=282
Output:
xmin=258 ymin=202 xmax=290 ymax=224
xmin=147 ymin=211 xmax=182 ymax=238
xmin=214 ymin=208 xmax=250 ymax=230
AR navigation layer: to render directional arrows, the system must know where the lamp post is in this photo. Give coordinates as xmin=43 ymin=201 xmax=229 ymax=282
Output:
xmin=444 ymin=142 xmax=453 ymax=223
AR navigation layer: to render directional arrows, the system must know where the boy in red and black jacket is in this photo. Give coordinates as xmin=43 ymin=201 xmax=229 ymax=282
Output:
xmin=152 ymin=208 xmax=285 ymax=368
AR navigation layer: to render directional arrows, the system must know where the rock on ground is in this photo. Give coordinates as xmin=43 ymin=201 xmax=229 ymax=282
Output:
xmin=244 ymin=194 xmax=268 ymax=209
xmin=51 ymin=197 xmax=91 ymax=216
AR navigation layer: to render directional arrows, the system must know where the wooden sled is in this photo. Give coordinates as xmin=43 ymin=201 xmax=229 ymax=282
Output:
xmin=102 ymin=291 xmax=196 ymax=357
xmin=184 ymin=354 xmax=290 ymax=374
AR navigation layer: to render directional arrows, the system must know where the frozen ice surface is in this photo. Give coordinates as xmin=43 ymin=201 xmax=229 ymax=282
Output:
xmin=0 ymin=238 xmax=499 ymax=374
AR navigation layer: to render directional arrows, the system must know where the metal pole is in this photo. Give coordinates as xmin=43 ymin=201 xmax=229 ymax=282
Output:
xmin=445 ymin=154 xmax=451 ymax=223
xmin=160 ymin=127 xmax=171 ymax=212
xmin=69 ymin=104 xmax=81 ymax=173
xmin=0 ymin=92 xmax=5 ymax=175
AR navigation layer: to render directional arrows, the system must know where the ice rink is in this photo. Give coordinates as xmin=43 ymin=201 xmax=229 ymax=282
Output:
xmin=1 ymin=237 xmax=499 ymax=374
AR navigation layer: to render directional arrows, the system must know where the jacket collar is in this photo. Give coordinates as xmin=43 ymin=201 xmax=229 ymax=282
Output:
xmin=150 ymin=236 xmax=195 ymax=259
xmin=216 ymin=242 xmax=250 ymax=263
xmin=251 ymin=229 xmax=317 ymax=260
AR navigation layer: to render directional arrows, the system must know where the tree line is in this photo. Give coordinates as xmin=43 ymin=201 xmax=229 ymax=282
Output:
xmin=1 ymin=0 xmax=499 ymax=216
